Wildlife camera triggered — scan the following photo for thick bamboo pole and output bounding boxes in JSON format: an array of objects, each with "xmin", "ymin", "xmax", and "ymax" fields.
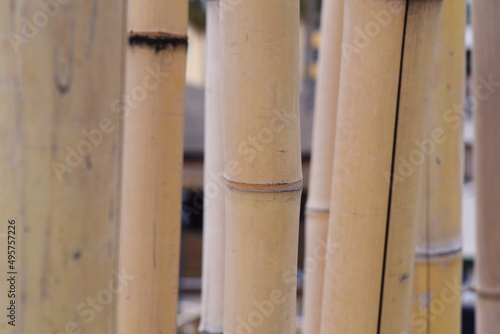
[
  {"xmin": 472, "ymin": 0, "xmax": 500, "ymax": 332},
  {"xmin": 409, "ymin": 1, "xmax": 465, "ymax": 333},
  {"xmin": 220, "ymin": 0, "xmax": 302, "ymax": 332},
  {"xmin": 199, "ymin": 0, "xmax": 225, "ymax": 333},
  {"xmin": 0, "ymin": 1, "xmax": 123, "ymax": 333},
  {"xmin": 116, "ymin": 0, "xmax": 188, "ymax": 333},
  {"xmin": 320, "ymin": 1, "xmax": 442, "ymax": 333},
  {"xmin": 0, "ymin": 2, "xmax": 22, "ymax": 333},
  {"xmin": 302, "ymin": 0, "xmax": 343, "ymax": 333}
]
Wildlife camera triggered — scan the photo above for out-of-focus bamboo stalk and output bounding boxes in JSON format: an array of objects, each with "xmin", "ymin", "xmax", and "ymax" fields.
[
  {"xmin": 302, "ymin": 0, "xmax": 343, "ymax": 333},
  {"xmin": 199, "ymin": 0, "xmax": 225, "ymax": 333},
  {"xmin": 117, "ymin": 0, "xmax": 188, "ymax": 332},
  {"xmin": 410, "ymin": 1, "xmax": 465, "ymax": 333},
  {"xmin": 0, "ymin": 3, "xmax": 22, "ymax": 333},
  {"xmin": 0, "ymin": 1, "xmax": 124, "ymax": 333},
  {"xmin": 320, "ymin": 1, "xmax": 442, "ymax": 333},
  {"xmin": 220, "ymin": 0, "xmax": 302, "ymax": 332},
  {"xmin": 472, "ymin": 0, "xmax": 500, "ymax": 332}
]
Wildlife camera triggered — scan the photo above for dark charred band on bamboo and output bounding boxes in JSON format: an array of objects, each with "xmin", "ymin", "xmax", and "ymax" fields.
[{"xmin": 128, "ymin": 32, "xmax": 188, "ymax": 53}]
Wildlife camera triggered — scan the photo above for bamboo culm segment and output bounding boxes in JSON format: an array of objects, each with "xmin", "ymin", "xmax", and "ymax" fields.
[
  {"xmin": 0, "ymin": 1, "xmax": 123, "ymax": 333},
  {"xmin": 320, "ymin": 1, "xmax": 442, "ymax": 333},
  {"xmin": 199, "ymin": 0, "xmax": 225, "ymax": 333},
  {"xmin": 472, "ymin": 0, "xmax": 500, "ymax": 332},
  {"xmin": 303, "ymin": 0, "xmax": 344, "ymax": 333},
  {"xmin": 117, "ymin": 0, "xmax": 188, "ymax": 332},
  {"xmin": 220, "ymin": 0, "xmax": 302, "ymax": 332},
  {"xmin": 410, "ymin": 0, "xmax": 465, "ymax": 333}
]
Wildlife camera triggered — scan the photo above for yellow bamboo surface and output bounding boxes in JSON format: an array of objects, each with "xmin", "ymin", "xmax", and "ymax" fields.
[
  {"xmin": 200, "ymin": 0, "xmax": 225, "ymax": 332},
  {"xmin": 472, "ymin": 0, "xmax": 500, "ymax": 332},
  {"xmin": 0, "ymin": 1, "xmax": 124, "ymax": 333},
  {"xmin": 302, "ymin": 0, "xmax": 343, "ymax": 333},
  {"xmin": 320, "ymin": 1, "xmax": 442, "ymax": 333},
  {"xmin": 410, "ymin": 0, "xmax": 465, "ymax": 333},
  {"xmin": 117, "ymin": 0, "xmax": 188, "ymax": 332},
  {"xmin": 220, "ymin": 0, "xmax": 302, "ymax": 332}
]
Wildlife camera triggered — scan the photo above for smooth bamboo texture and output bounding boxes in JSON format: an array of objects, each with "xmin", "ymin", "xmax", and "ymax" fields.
[
  {"xmin": 0, "ymin": 0, "xmax": 124, "ymax": 333},
  {"xmin": 220, "ymin": 0, "xmax": 302, "ymax": 332},
  {"xmin": 302, "ymin": 0, "xmax": 343, "ymax": 333},
  {"xmin": 0, "ymin": 3, "xmax": 22, "ymax": 333},
  {"xmin": 472, "ymin": 0, "xmax": 500, "ymax": 332},
  {"xmin": 410, "ymin": 1, "xmax": 465, "ymax": 333},
  {"xmin": 116, "ymin": 0, "xmax": 188, "ymax": 332},
  {"xmin": 320, "ymin": 1, "xmax": 442, "ymax": 333},
  {"xmin": 199, "ymin": 0, "xmax": 225, "ymax": 332}
]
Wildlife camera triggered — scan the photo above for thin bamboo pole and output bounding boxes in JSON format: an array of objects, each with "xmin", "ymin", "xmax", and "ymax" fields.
[
  {"xmin": 472, "ymin": 0, "xmax": 500, "ymax": 332},
  {"xmin": 409, "ymin": 1, "xmax": 465, "ymax": 333},
  {"xmin": 220, "ymin": 0, "xmax": 302, "ymax": 332},
  {"xmin": 0, "ymin": 1, "xmax": 124, "ymax": 332},
  {"xmin": 302, "ymin": 0, "xmax": 343, "ymax": 333},
  {"xmin": 320, "ymin": 1, "xmax": 442, "ymax": 333},
  {"xmin": 116, "ymin": 0, "xmax": 188, "ymax": 332},
  {"xmin": 199, "ymin": 0, "xmax": 225, "ymax": 333}
]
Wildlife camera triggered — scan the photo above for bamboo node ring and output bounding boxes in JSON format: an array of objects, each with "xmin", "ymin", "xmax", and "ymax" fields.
[
  {"xmin": 224, "ymin": 178, "xmax": 303, "ymax": 193},
  {"xmin": 469, "ymin": 285, "xmax": 500, "ymax": 300}
]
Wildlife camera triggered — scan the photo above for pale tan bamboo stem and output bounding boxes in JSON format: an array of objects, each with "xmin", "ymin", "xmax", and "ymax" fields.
[
  {"xmin": 302, "ymin": 0, "xmax": 343, "ymax": 333},
  {"xmin": 220, "ymin": 0, "xmax": 302, "ymax": 332},
  {"xmin": 0, "ymin": 1, "xmax": 124, "ymax": 333},
  {"xmin": 116, "ymin": 0, "xmax": 188, "ymax": 332},
  {"xmin": 410, "ymin": 1, "xmax": 465, "ymax": 333},
  {"xmin": 472, "ymin": 0, "xmax": 500, "ymax": 332},
  {"xmin": 199, "ymin": 0, "xmax": 225, "ymax": 332},
  {"xmin": 320, "ymin": 1, "xmax": 442, "ymax": 333},
  {"xmin": 0, "ymin": 2, "xmax": 22, "ymax": 333}
]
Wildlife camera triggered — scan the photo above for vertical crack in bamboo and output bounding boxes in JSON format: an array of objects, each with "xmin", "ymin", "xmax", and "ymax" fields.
[
  {"xmin": 377, "ymin": 2, "xmax": 410, "ymax": 332},
  {"xmin": 320, "ymin": 1, "xmax": 443, "ymax": 333}
]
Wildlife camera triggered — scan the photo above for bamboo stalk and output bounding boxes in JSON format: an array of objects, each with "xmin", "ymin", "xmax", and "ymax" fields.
[
  {"xmin": 320, "ymin": 1, "xmax": 442, "ymax": 333},
  {"xmin": 0, "ymin": 1, "xmax": 124, "ymax": 332},
  {"xmin": 116, "ymin": 0, "xmax": 188, "ymax": 332},
  {"xmin": 409, "ymin": 1, "xmax": 465, "ymax": 333},
  {"xmin": 0, "ymin": 2, "xmax": 22, "ymax": 333},
  {"xmin": 199, "ymin": 0, "xmax": 225, "ymax": 333},
  {"xmin": 302, "ymin": 0, "xmax": 343, "ymax": 333},
  {"xmin": 220, "ymin": 0, "xmax": 302, "ymax": 332},
  {"xmin": 472, "ymin": 0, "xmax": 500, "ymax": 332}
]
